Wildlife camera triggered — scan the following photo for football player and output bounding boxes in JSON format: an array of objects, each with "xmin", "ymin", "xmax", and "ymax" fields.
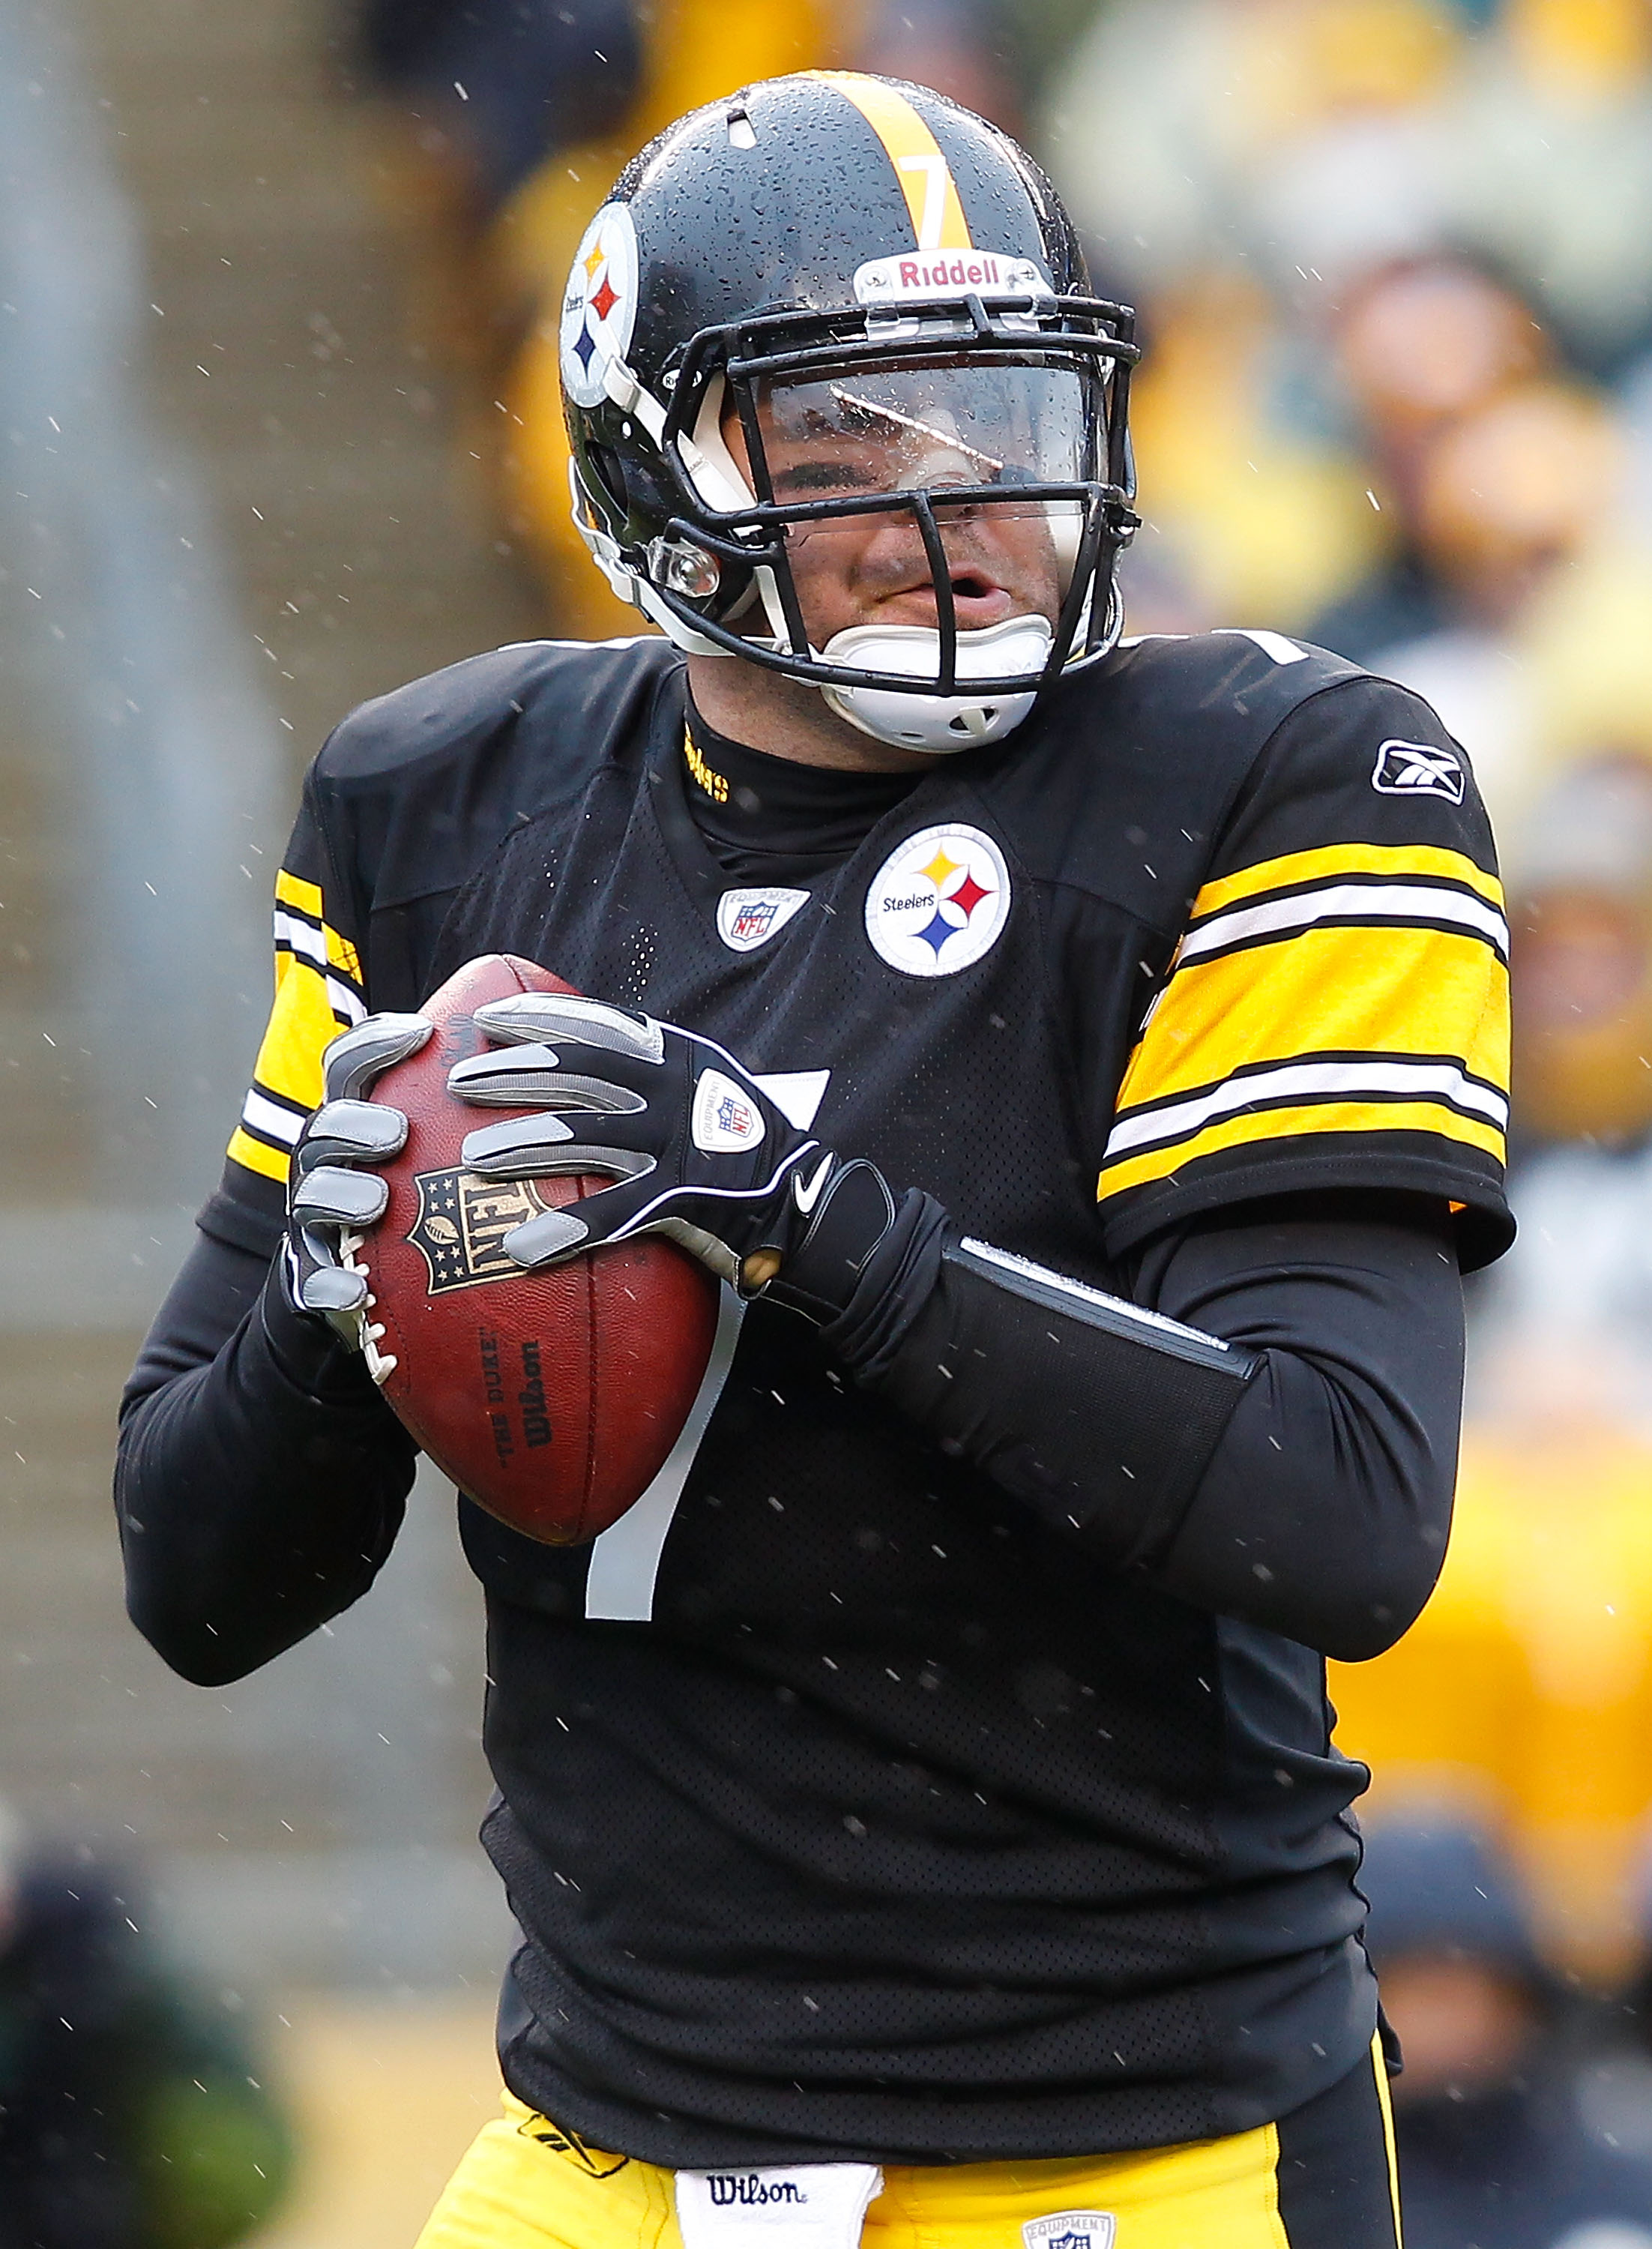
[{"xmin": 118, "ymin": 73, "xmax": 1512, "ymax": 2249}]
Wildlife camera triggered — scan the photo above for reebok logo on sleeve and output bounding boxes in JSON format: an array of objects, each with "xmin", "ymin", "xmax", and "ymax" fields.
[{"xmin": 1371, "ymin": 740, "xmax": 1466, "ymax": 803}]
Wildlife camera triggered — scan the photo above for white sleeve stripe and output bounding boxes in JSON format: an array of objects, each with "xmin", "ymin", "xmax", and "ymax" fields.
[
  {"xmin": 327, "ymin": 977, "xmax": 367, "ymax": 1026},
  {"xmin": 1179, "ymin": 882, "xmax": 1508, "ymax": 965},
  {"xmin": 1213, "ymin": 627, "xmax": 1310, "ymax": 665},
  {"xmin": 273, "ymin": 908, "xmax": 366, "ymax": 993},
  {"xmin": 495, "ymin": 633, "xmax": 658, "ymax": 652},
  {"xmin": 241, "ymin": 1087, "xmax": 306, "ymax": 1145},
  {"xmin": 1104, "ymin": 1056, "xmax": 1510, "ymax": 1160},
  {"xmin": 272, "ymin": 909, "xmax": 327, "ymax": 969}
]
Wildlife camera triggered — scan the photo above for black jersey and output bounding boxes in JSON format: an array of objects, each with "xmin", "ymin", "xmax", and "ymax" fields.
[{"xmin": 206, "ymin": 628, "xmax": 1510, "ymax": 2164}]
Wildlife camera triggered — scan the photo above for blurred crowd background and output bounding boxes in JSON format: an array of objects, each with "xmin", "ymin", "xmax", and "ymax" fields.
[{"xmin": 7, "ymin": 0, "xmax": 1652, "ymax": 2239}]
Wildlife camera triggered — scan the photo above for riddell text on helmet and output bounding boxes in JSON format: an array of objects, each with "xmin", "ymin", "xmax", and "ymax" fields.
[
  {"xmin": 905, "ymin": 255, "xmax": 1002, "ymax": 289},
  {"xmin": 853, "ymin": 253, "xmax": 1049, "ymax": 305}
]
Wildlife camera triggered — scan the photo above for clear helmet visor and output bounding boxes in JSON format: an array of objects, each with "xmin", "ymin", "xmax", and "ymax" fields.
[
  {"xmin": 753, "ymin": 360, "xmax": 1097, "ymax": 496},
  {"xmin": 747, "ymin": 359, "xmax": 1096, "ymax": 593}
]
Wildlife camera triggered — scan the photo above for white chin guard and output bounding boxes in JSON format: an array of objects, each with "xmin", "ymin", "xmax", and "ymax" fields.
[{"xmin": 817, "ymin": 615, "xmax": 1055, "ymax": 752}]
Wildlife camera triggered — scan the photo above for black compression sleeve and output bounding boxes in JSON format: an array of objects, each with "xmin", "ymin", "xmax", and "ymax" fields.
[
  {"xmin": 1130, "ymin": 1193, "xmax": 1462, "ymax": 1658},
  {"xmin": 116, "ymin": 1230, "xmax": 416, "ymax": 1686},
  {"xmin": 822, "ymin": 1190, "xmax": 1461, "ymax": 1661}
]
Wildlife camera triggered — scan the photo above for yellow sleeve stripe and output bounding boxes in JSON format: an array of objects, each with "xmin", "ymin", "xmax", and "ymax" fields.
[
  {"xmin": 1100, "ymin": 906, "xmax": 1510, "ymax": 1203},
  {"xmin": 223, "ymin": 954, "xmax": 358, "ymax": 1180},
  {"xmin": 226, "ymin": 867, "xmax": 368, "ymax": 1184},
  {"xmin": 1120, "ymin": 924, "xmax": 1510, "ymax": 1113},
  {"xmin": 808, "ymin": 73, "xmax": 973, "ymax": 251},
  {"xmin": 250, "ymin": 960, "xmax": 335, "ymax": 1107},
  {"xmin": 274, "ymin": 918, "xmax": 366, "ymax": 1020},
  {"xmin": 274, "ymin": 867, "xmax": 323, "ymax": 917},
  {"xmin": 226, "ymin": 1126, "xmax": 291, "ymax": 1185},
  {"xmin": 273, "ymin": 870, "xmax": 364, "ymax": 990},
  {"xmin": 1191, "ymin": 843, "xmax": 1503, "ymax": 924},
  {"xmin": 1097, "ymin": 1095, "xmax": 1506, "ymax": 1203}
]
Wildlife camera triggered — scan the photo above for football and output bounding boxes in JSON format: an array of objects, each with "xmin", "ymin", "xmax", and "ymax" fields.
[{"xmin": 352, "ymin": 953, "xmax": 720, "ymax": 1545}]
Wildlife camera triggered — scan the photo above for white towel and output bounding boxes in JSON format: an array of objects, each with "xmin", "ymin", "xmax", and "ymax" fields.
[{"xmin": 675, "ymin": 2164, "xmax": 884, "ymax": 2249}]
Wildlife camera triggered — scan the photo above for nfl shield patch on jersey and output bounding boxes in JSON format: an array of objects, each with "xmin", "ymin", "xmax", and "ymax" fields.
[
  {"xmin": 716, "ymin": 887, "xmax": 811, "ymax": 953},
  {"xmin": 1022, "ymin": 2211, "xmax": 1116, "ymax": 2249}
]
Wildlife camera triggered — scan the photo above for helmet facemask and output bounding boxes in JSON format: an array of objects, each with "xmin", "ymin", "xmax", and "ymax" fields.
[{"xmin": 573, "ymin": 288, "xmax": 1139, "ymax": 752}]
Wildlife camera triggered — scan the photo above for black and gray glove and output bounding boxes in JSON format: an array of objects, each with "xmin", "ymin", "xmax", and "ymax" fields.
[
  {"xmin": 447, "ymin": 991, "xmax": 902, "ymax": 1302},
  {"xmin": 281, "ymin": 1013, "xmax": 431, "ymax": 1346}
]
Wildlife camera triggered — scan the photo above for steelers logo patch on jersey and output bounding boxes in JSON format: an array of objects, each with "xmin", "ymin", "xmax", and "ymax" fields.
[
  {"xmin": 865, "ymin": 824, "xmax": 1011, "ymax": 977},
  {"xmin": 561, "ymin": 202, "xmax": 639, "ymax": 409}
]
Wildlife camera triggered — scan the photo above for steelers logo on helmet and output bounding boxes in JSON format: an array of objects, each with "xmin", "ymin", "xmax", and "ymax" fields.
[
  {"xmin": 865, "ymin": 825, "xmax": 1012, "ymax": 978},
  {"xmin": 561, "ymin": 202, "xmax": 640, "ymax": 410}
]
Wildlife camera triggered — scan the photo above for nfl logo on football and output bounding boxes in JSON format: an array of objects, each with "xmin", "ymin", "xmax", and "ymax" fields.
[{"xmin": 1022, "ymin": 2212, "xmax": 1115, "ymax": 2249}]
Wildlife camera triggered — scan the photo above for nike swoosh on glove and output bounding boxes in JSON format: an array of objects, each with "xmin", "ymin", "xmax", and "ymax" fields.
[
  {"xmin": 282, "ymin": 1013, "xmax": 431, "ymax": 1346},
  {"xmin": 445, "ymin": 992, "xmax": 898, "ymax": 1298}
]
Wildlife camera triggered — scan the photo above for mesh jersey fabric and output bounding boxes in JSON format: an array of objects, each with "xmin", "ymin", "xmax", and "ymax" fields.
[{"xmin": 202, "ymin": 629, "xmax": 1510, "ymax": 2164}]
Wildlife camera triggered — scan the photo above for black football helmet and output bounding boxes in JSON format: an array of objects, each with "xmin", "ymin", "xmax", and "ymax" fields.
[{"xmin": 559, "ymin": 71, "xmax": 1139, "ymax": 751}]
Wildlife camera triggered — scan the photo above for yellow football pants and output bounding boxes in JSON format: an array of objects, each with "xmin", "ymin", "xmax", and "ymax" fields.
[{"xmin": 415, "ymin": 2039, "xmax": 1400, "ymax": 2249}]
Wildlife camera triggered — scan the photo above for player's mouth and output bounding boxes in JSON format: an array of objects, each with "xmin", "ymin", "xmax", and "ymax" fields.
[{"xmin": 875, "ymin": 565, "xmax": 1017, "ymax": 632}]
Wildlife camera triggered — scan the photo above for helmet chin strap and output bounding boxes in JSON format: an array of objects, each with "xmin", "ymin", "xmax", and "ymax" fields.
[{"xmin": 816, "ymin": 615, "xmax": 1055, "ymax": 753}]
